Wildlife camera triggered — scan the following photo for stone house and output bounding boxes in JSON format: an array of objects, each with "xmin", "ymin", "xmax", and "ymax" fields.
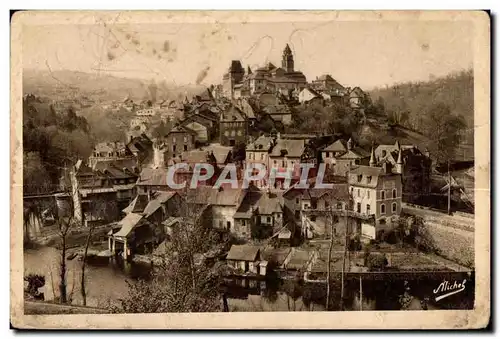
[
  {"xmin": 219, "ymin": 105, "xmax": 248, "ymax": 147},
  {"xmin": 226, "ymin": 245, "xmax": 267, "ymax": 276},
  {"xmin": 163, "ymin": 125, "xmax": 197, "ymax": 159},
  {"xmin": 347, "ymin": 159, "xmax": 403, "ymax": 240}
]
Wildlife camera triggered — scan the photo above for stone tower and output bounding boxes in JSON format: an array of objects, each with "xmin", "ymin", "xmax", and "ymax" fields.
[{"xmin": 282, "ymin": 44, "xmax": 294, "ymax": 73}]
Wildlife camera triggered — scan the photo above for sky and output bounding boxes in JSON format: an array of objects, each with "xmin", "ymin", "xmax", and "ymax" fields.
[{"xmin": 22, "ymin": 19, "xmax": 473, "ymax": 90}]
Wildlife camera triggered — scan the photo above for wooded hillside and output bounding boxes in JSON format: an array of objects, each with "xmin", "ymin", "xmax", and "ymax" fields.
[{"xmin": 369, "ymin": 69, "xmax": 473, "ymax": 144}]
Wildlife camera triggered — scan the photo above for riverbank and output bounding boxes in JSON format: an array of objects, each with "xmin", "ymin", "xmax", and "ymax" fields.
[{"xmin": 25, "ymin": 223, "xmax": 115, "ymax": 250}]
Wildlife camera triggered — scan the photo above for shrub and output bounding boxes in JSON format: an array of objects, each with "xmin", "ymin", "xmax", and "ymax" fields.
[{"xmin": 366, "ymin": 253, "xmax": 388, "ymax": 271}]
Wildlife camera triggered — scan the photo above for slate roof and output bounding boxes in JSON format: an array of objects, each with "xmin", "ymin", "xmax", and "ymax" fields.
[
  {"xmin": 113, "ymin": 213, "xmax": 144, "ymax": 238},
  {"xmin": 338, "ymin": 147, "xmax": 371, "ymax": 160},
  {"xmin": 123, "ymin": 194, "xmax": 150, "ymax": 214},
  {"xmin": 221, "ymin": 105, "xmax": 246, "ymax": 122},
  {"xmin": 142, "ymin": 191, "xmax": 177, "ymax": 217},
  {"xmin": 226, "ymin": 245, "xmax": 261, "ymax": 261},
  {"xmin": 300, "ymin": 87, "xmax": 322, "ymax": 99},
  {"xmin": 348, "ymin": 165, "xmax": 397, "ymax": 188},
  {"xmin": 246, "ymin": 135, "xmax": 273, "ymax": 151},
  {"xmin": 323, "ymin": 139, "xmax": 348, "ymax": 153},
  {"xmin": 261, "ymin": 247, "xmax": 292, "ymax": 266},
  {"xmin": 189, "ymin": 186, "xmax": 245, "ymax": 206},
  {"xmin": 269, "ymin": 139, "xmax": 305, "ymax": 158},
  {"xmin": 256, "ymin": 192, "xmax": 283, "ymax": 215},
  {"xmin": 167, "ymin": 125, "xmax": 197, "ymax": 136}
]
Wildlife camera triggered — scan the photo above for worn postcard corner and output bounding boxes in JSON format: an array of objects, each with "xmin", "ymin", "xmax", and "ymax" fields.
[{"xmin": 11, "ymin": 10, "xmax": 490, "ymax": 330}]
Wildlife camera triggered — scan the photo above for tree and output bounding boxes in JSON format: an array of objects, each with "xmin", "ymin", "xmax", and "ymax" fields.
[
  {"xmin": 56, "ymin": 216, "xmax": 75, "ymax": 304},
  {"xmin": 425, "ymin": 103, "xmax": 466, "ymax": 165},
  {"xmin": 424, "ymin": 103, "xmax": 466, "ymax": 214},
  {"xmin": 112, "ymin": 193, "xmax": 226, "ymax": 313}
]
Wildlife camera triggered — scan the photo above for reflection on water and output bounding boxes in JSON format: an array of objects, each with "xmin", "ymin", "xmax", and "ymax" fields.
[
  {"xmin": 24, "ymin": 246, "xmax": 150, "ymax": 308},
  {"xmin": 24, "ymin": 246, "xmax": 474, "ymax": 311}
]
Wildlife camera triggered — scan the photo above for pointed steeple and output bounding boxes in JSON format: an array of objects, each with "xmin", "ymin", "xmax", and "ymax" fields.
[
  {"xmin": 247, "ymin": 66, "xmax": 252, "ymax": 75},
  {"xmin": 395, "ymin": 148, "xmax": 403, "ymax": 174},
  {"xmin": 369, "ymin": 146, "xmax": 376, "ymax": 167},
  {"xmin": 397, "ymin": 148, "xmax": 403, "ymax": 164},
  {"xmin": 347, "ymin": 137, "xmax": 353, "ymax": 150},
  {"xmin": 283, "ymin": 43, "xmax": 292, "ymax": 55}
]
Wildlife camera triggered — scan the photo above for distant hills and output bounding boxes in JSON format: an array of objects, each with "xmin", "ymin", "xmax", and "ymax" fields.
[
  {"xmin": 368, "ymin": 69, "xmax": 474, "ymax": 144},
  {"xmin": 22, "ymin": 69, "xmax": 207, "ymax": 103}
]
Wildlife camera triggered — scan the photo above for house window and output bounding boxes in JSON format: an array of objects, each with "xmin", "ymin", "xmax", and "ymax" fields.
[
  {"xmin": 357, "ymin": 174, "xmax": 362, "ymax": 182},
  {"xmin": 367, "ymin": 176, "xmax": 372, "ymax": 184},
  {"xmin": 173, "ymin": 145, "xmax": 177, "ymax": 152},
  {"xmin": 219, "ymin": 221, "xmax": 223, "ymax": 228},
  {"xmin": 366, "ymin": 204, "xmax": 371, "ymax": 215},
  {"xmin": 337, "ymin": 202, "xmax": 342, "ymax": 210},
  {"xmin": 226, "ymin": 221, "xmax": 231, "ymax": 230},
  {"xmin": 183, "ymin": 145, "xmax": 188, "ymax": 151},
  {"xmin": 357, "ymin": 189, "xmax": 360, "ymax": 197},
  {"xmin": 296, "ymin": 198, "xmax": 299, "ymax": 204},
  {"xmin": 392, "ymin": 202, "xmax": 397, "ymax": 213},
  {"xmin": 242, "ymin": 220, "xmax": 246, "ymax": 226},
  {"xmin": 325, "ymin": 201, "xmax": 329, "ymax": 209},
  {"xmin": 381, "ymin": 190, "xmax": 385, "ymax": 200},
  {"xmin": 380, "ymin": 204, "xmax": 386, "ymax": 215},
  {"xmin": 379, "ymin": 218, "xmax": 386, "ymax": 225},
  {"xmin": 392, "ymin": 189, "xmax": 397, "ymax": 199},
  {"xmin": 311, "ymin": 216, "xmax": 317, "ymax": 222},
  {"xmin": 326, "ymin": 152, "xmax": 330, "ymax": 158},
  {"xmin": 357, "ymin": 203, "xmax": 361, "ymax": 213},
  {"xmin": 367, "ymin": 190, "xmax": 370, "ymax": 199},
  {"xmin": 282, "ymin": 160, "xmax": 285, "ymax": 167},
  {"xmin": 267, "ymin": 216, "xmax": 271, "ymax": 223},
  {"xmin": 260, "ymin": 153, "xmax": 264, "ymax": 160}
]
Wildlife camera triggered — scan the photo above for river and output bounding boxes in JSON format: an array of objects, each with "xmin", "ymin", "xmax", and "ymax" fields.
[{"xmin": 24, "ymin": 246, "xmax": 474, "ymax": 312}]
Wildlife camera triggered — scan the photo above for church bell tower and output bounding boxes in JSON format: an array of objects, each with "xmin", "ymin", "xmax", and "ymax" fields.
[{"xmin": 282, "ymin": 44, "xmax": 294, "ymax": 73}]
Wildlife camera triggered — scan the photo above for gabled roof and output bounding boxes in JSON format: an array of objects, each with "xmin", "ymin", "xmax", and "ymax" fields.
[
  {"xmin": 226, "ymin": 245, "xmax": 260, "ymax": 261},
  {"xmin": 221, "ymin": 105, "xmax": 246, "ymax": 122},
  {"xmin": 238, "ymin": 99, "xmax": 257, "ymax": 119},
  {"xmin": 338, "ymin": 147, "xmax": 371, "ymax": 159},
  {"xmin": 269, "ymin": 139, "xmax": 306, "ymax": 158},
  {"xmin": 113, "ymin": 213, "xmax": 145, "ymax": 238},
  {"xmin": 300, "ymin": 87, "xmax": 322, "ymax": 98},
  {"xmin": 246, "ymin": 135, "xmax": 274, "ymax": 151},
  {"xmin": 142, "ymin": 191, "xmax": 178, "ymax": 217},
  {"xmin": 349, "ymin": 86, "xmax": 364, "ymax": 97},
  {"xmin": 256, "ymin": 192, "xmax": 283, "ymax": 215},
  {"xmin": 323, "ymin": 139, "xmax": 348, "ymax": 153},
  {"xmin": 93, "ymin": 160, "xmax": 138, "ymax": 179},
  {"xmin": 123, "ymin": 194, "xmax": 150, "ymax": 214},
  {"xmin": 348, "ymin": 165, "xmax": 397, "ymax": 188},
  {"xmin": 167, "ymin": 125, "xmax": 197, "ymax": 136},
  {"xmin": 189, "ymin": 186, "xmax": 245, "ymax": 207}
]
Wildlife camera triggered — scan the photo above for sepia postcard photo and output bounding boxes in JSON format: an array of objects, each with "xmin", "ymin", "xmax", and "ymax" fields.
[{"xmin": 10, "ymin": 10, "xmax": 490, "ymax": 329}]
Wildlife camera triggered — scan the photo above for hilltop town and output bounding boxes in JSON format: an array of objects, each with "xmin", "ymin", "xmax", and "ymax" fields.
[{"xmin": 23, "ymin": 44, "xmax": 475, "ymax": 312}]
